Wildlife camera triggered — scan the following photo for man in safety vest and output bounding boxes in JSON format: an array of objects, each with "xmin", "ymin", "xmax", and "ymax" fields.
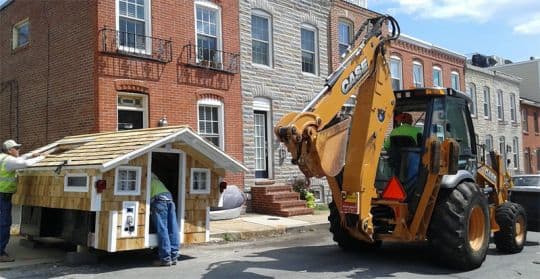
[
  {"xmin": 150, "ymin": 172, "xmax": 179, "ymax": 266},
  {"xmin": 0, "ymin": 139, "xmax": 43, "ymax": 262},
  {"xmin": 383, "ymin": 112, "xmax": 423, "ymax": 150}
]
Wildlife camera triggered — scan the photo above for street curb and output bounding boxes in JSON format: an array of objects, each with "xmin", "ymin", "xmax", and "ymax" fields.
[{"xmin": 208, "ymin": 222, "xmax": 329, "ymax": 243}]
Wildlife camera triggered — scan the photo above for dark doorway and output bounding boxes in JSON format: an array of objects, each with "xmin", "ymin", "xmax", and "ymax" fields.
[{"xmin": 150, "ymin": 152, "xmax": 180, "ymax": 233}]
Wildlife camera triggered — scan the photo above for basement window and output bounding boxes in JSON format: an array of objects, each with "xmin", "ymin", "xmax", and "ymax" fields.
[{"xmin": 64, "ymin": 174, "xmax": 89, "ymax": 193}]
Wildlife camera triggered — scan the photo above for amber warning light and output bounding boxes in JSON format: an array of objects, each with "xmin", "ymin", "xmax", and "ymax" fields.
[{"xmin": 381, "ymin": 176, "xmax": 406, "ymax": 202}]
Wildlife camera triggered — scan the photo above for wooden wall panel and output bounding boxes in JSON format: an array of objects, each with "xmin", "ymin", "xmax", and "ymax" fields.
[
  {"xmin": 100, "ymin": 155, "xmax": 148, "ymax": 203},
  {"xmin": 97, "ymin": 213, "xmax": 110, "ymax": 250}
]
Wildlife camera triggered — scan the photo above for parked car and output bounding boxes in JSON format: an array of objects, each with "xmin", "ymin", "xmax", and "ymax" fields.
[{"xmin": 510, "ymin": 174, "xmax": 540, "ymax": 231}]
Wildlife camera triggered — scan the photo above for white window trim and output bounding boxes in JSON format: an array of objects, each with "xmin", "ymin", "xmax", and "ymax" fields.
[
  {"xmin": 467, "ymin": 83, "xmax": 477, "ymax": 117},
  {"xmin": 251, "ymin": 9, "xmax": 273, "ymax": 67},
  {"xmin": 512, "ymin": 137, "xmax": 519, "ymax": 170},
  {"xmin": 451, "ymin": 71, "xmax": 460, "ymax": 91},
  {"xmin": 510, "ymin": 93, "xmax": 517, "ymax": 122},
  {"xmin": 197, "ymin": 98, "xmax": 225, "ymax": 150},
  {"xmin": 64, "ymin": 174, "xmax": 89, "ymax": 193},
  {"xmin": 190, "ymin": 168, "xmax": 211, "ymax": 194},
  {"xmin": 114, "ymin": 166, "xmax": 142, "ymax": 196},
  {"xmin": 117, "ymin": 92, "xmax": 148, "ymax": 131},
  {"xmin": 338, "ymin": 20, "xmax": 353, "ymax": 57},
  {"xmin": 300, "ymin": 23, "xmax": 319, "ymax": 76},
  {"xmin": 115, "ymin": 0, "xmax": 152, "ymax": 55},
  {"xmin": 496, "ymin": 89, "xmax": 504, "ymax": 121},
  {"xmin": 412, "ymin": 60, "xmax": 424, "ymax": 88},
  {"xmin": 390, "ymin": 56, "xmax": 403, "ymax": 90},
  {"xmin": 483, "ymin": 87, "xmax": 491, "ymax": 120},
  {"xmin": 12, "ymin": 18, "xmax": 29, "ymax": 50},
  {"xmin": 433, "ymin": 66, "xmax": 443, "ymax": 87},
  {"xmin": 120, "ymin": 201, "xmax": 139, "ymax": 238},
  {"xmin": 194, "ymin": 1, "xmax": 223, "ymax": 65}
]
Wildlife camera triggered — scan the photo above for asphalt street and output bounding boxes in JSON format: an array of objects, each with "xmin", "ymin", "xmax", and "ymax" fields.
[{"xmin": 1, "ymin": 229, "xmax": 539, "ymax": 279}]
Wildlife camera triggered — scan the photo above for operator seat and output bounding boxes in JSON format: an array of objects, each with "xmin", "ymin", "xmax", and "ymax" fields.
[{"xmin": 389, "ymin": 135, "xmax": 421, "ymax": 195}]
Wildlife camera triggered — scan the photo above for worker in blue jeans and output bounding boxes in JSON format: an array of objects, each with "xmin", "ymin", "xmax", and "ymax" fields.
[{"xmin": 150, "ymin": 173, "xmax": 179, "ymax": 266}]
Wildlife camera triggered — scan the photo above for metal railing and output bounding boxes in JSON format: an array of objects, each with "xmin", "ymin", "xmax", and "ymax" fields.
[
  {"xmin": 184, "ymin": 44, "xmax": 239, "ymax": 74},
  {"xmin": 99, "ymin": 27, "xmax": 172, "ymax": 63}
]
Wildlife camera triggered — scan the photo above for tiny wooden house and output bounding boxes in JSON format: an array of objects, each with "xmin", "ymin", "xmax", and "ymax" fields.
[{"xmin": 13, "ymin": 126, "xmax": 246, "ymax": 252}]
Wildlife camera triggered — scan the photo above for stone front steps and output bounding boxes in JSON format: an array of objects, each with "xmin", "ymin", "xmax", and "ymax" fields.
[{"xmin": 251, "ymin": 183, "xmax": 314, "ymax": 217}]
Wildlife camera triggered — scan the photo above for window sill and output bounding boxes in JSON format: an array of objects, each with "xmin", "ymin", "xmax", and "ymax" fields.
[
  {"xmin": 252, "ymin": 63, "xmax": 273, "ymax": 70},
  {"xmin": 301, "ymin": 72, "xmax": 319, "ymax": 78},
  {"xmin": 11, "ymin": 43, "xmax": 30, "ymax": 54},
  {"xmin": 189, "ymin": 191, "xmax": 210, "ymax": 195}
]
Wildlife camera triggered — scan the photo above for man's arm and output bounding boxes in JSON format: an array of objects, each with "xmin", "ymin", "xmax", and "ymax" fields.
[{"xmin": 4, "ymin": 156, "xmax": 44, "ymax": 171}]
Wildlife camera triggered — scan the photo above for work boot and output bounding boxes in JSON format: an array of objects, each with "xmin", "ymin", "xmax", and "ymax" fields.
[
  {"xmin": 152, "ymin": 259, "xmax": 171, "ymax": 267},
  {"xmin": 0, "ymin": 253, "xmax": 15, "ymax": 262}
]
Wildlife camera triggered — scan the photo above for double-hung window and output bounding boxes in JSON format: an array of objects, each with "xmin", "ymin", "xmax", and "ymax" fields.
[
  {"xmin": 301, "ymin": 25, "xmax": 318, "ymax": 74},
  {"xmin": 251, "ymin": 10, "xmax": 272, "ymax": 66},
  {"xmin": 390, "ymin": 56, "xmax": 402, "ymax": 90},
  {"xmin": 432, "ymin": 66, "xmax": 442, "ymax": 87},
  {"xmin": 118, "ymin": 0, "xmax": 150, "ymax": 53},
  {"xmin": 198, "ymin": 98, "xmax": 224, "ymax": 149},
  {"xmin": 412, "ymin": 61, "xmax": 424, "ymax": 88},
  {"xmin": 496, "ymin": 89, "xmax": 504, "ymax": 121},
  {"xmin": 12, "ymin": 18, "xmax": 29, "ymax": 49},
  {"xmin": 512, "ymin": 137, "xmax": 519, "ymax": 170},
  {"xmin": 510, "ymin": 93, "xmax": 517, "ymax": 122},
  {"xmin": 534, "ymin": 112, "xmax": 539, "ymax": 133},
  {"xmin": 117, "ymin": 93, "xmax": 148, "ymax": 130},
  {"xmin": 466, "ymin": 83, "xmax": 477, "ymax": 116},
  {"xmin": 196, "ymin": 2, "xmax": 221, "ymax": 67},
  {"xmin": 522, "ymin": 108, "xmax": 528, "ymax": 132},
  {"xmin": 338, "ymin": 20, "xmax": 352, "ymax": 57},
  {"xmin": 483, "ymin": 86, "xmax": 491, "ymax": 119},
  {"xmin": 451, "ymin": 71, "xmax": 460, "ymax": 90}
]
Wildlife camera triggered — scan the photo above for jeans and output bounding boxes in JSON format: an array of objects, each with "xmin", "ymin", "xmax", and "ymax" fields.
[
  {"xmin": 151, "ymin": 193, "xmax": 179, "ymax": 262},
  {"xmin": 0, "ymin": 195, "xmax": 12, "ymax": 255}
]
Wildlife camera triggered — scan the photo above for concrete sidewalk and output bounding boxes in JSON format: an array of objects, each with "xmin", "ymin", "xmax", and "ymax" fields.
[
  {"xmin": 0, "ymin": 210, "xmax": 329, "ymax": 271},
  {"xmin": 209, "ymin": 210, "xmax": 329, "ymax": 242}
]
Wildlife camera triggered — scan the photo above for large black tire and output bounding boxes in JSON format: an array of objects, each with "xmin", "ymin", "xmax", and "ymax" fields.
[
  {"xmin": 328, "ymin": 201, "xmax": 380, "ymax": 250},
  {"xmin": 428, "ymin": 182, "xmax": 490, "ymax": 270},
  {"xmin": 494, "ymin": 202, "xmax": 527, "ymax": 253}
]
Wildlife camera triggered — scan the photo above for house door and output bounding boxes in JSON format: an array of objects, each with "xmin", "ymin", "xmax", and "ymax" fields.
[
  {"xmin": 148, "ymin": 149, "xmax": 185, "ymax": 246},
  {"xmin": 254, "ymin": 110, "xmax": 269, "ymax": 178}
]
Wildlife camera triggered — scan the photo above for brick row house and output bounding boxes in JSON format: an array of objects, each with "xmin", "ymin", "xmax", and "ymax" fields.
[
  {"xmin": 465, "ymin": 63, "xmax": 523, "ymax": 173},
  {"xmin": 1, "ymin": 0, "xmax": 243, "ymax": 232},
  {"xmin": 493, "ymin": 58, "xmax": 540, "ymax": 174}
]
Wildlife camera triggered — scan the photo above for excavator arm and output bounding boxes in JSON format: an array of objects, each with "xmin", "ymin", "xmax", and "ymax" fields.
[{"xmin": 275, "ymin": 16, "xmax": 400, "ymax": 241}]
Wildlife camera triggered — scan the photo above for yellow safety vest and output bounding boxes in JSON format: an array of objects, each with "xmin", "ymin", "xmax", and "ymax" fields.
[
  {"xmin": 0, "ymin": 154, "xmax": 17, "ymax": 193},
  {"xmin": 150, "ymin": 175, "xmax": 169, "ymax": 198}
]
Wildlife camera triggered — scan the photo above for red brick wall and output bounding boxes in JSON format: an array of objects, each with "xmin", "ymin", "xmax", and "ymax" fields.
[
  {"xmin": 0, "ymin": 0, "xmax": 97, "ymax": 150},
  {"xmin": 96, "ymin": 0, "xmax": 244, "ymax": 186},
  {"xmin": 328, "ymin": 1, "xmax": 379, "ymax": 72},
  {"xmin": 521, "ymin": 103, "xmax": 540, "ymax": 173},
  {"xmin": 388, "ymin": 39, "xmax": 466, "ymax": 91}
]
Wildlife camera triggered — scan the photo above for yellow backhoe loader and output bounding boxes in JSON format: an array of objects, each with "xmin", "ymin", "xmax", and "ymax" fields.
[{"xmin": 275, "ymin": 15, "xmax": 527, "ymax": 270}]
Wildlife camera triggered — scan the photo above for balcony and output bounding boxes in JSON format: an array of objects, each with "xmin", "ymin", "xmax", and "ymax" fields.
[
  {"xmin": 184, "ymin": 44, "xmax": 239, "ymax": 74},
  {"xmin": 99, "ymin": 27, "xmax": 172, "ymax": 63}
]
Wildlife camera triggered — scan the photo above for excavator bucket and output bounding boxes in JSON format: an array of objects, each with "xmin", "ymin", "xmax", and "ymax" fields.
[{"xmin": 315, "ymin": 117, "xmax": 351, "ymax": 177}]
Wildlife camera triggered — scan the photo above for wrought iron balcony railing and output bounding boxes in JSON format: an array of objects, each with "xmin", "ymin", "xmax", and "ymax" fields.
[
  {"xmin": 99, "ymin": 27, "xmax": 172, "ymax": 63},
  {"xmin": 184, "ymin": 44, "xmax": 239, "ymax": 74}
]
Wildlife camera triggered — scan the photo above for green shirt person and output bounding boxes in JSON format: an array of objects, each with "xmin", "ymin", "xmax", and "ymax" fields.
[{"xmin": 384, "ymin": 113, "xmax": 423, "ymax": 150}]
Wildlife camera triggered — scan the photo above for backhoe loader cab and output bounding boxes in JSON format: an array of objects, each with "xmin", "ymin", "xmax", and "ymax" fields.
[{"xmin": 275, "ymin": 16, "xmax": 526, "ymax": 270}]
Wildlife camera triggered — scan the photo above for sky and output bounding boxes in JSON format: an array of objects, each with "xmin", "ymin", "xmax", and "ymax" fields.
[
  {"xmin": 367, "ymin": 0, "xmax": 540, "ymax": 62},
  {"xmin": 1, "ymin": 0, "xmax": 538, "ymax": 62}
]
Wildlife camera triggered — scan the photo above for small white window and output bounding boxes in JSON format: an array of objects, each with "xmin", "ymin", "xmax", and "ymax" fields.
[
  {"xmin": 198, "ymin": 98, "xmax": 224, "ymax": 149},
  {"xmin": 251, "ymin": 9, "xmax": 272, "ymax": 67},
  {"xmin": 433, "ymin": 66, "xmax": 443, "ymax": 87},
  {"xmin": 451, "ymin": 71, "xmax": 460, "ymax": 90},
  {"xmin": 390, "ymin": 56, "xmax": 402, "ymax": 90},
  {"xmin": 115, "ymin": 166, "xmax": 142, "ymax": 195},
  {"xmin": 190, "ymin": 168, "xmax": 211, "ymax": 194},
  {"xmin": 483, "ymin": 86, "xmax": 491, "ymax": 119},
  {"xmin": 12, "ymin": 18, "xmax": 29, "ymax": 49},
  {"xmin": 117, "ymin": 92, "xmax": 148, "ymax": 130},
  {"xmin": 301, "ymin": 24, "xmax": 318, "ymax": 75},
  {"xmin": 64, "ymin": 174, "xmax": 89, "ymax": 192},
  {"xmin": 412, "ymin": 61, "xmax": 424, "ymax": 88},
  {"xmin": 466, "ymin": 83, "xmax": 477, "ymax": 117},
  {"xmin": 510, "ymin": 93, "xmax": 517, "ymax": 122}
]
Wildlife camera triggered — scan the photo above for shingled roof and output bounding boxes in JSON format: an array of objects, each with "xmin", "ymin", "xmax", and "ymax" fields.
[{"xmin": 23, "ymin": 126, "xmax": 247, "ymax": 173}]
